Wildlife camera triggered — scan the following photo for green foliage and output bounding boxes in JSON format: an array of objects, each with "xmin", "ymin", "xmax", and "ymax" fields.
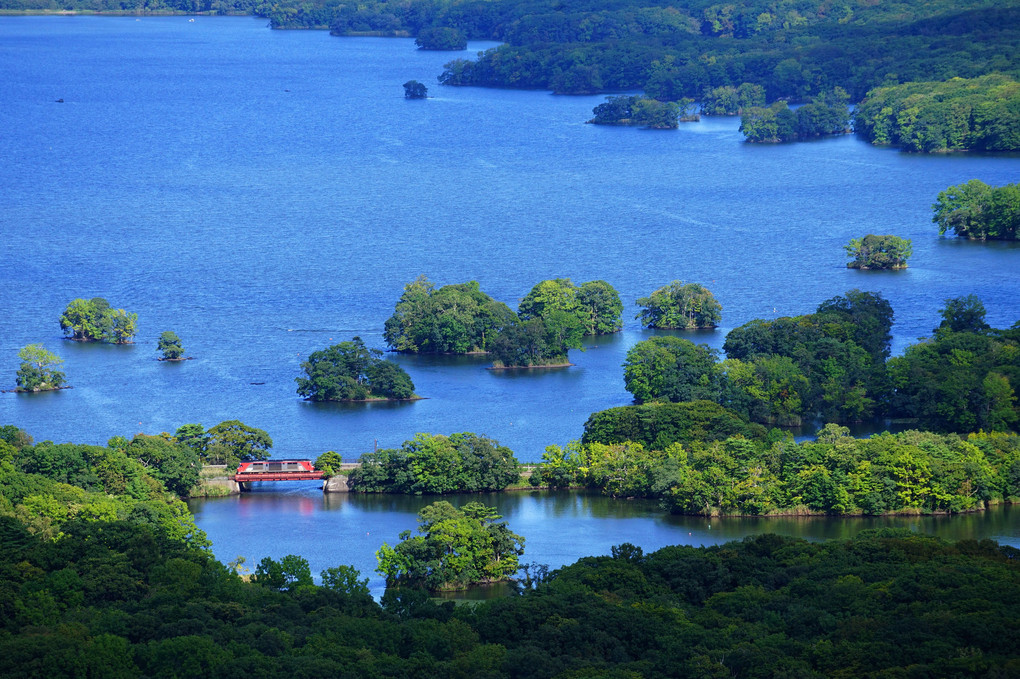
[
  {"xmin": 59, "ymin": 297, "xmax": 137, "ymax": 343},
  {"xmin": 252, "ymin": 554, "xmax": 314, "ymax": 592},
  {"xmin": 124, "ymin": 433, "xmax": 201, "ymax": 497},
  {"xmin": 636, "ymin": 281, "xmax": 721, "ymax": 329},
  {"xmin": 348, "ymin": 432, "xmax": 521, "ymax": 494},
  {"xmin": 624, "ymin": 336, "xmax": 721, "ymax": 403},
  {"xmin": 938, "ymin": 294, "xmax": 991, "ymax": 334},
  {"xmin": 588, "ymin": 95, "xmax": 682, "ymax": 128},
  {"xmin": 888, "ymin": 314, "xmax": 1020, "ymax": 433},
  {"xmin": 740, "ymin": 90, "xmax": 849, "ymax": 142},
  {"xmin": 15, "ymin": 344, "xmax": 66, "ymax": 392},
  {"xmin": 582, "ymin": 400, "xmax": 766, "ymax": 450},
  {"xmin": 321, "ymin": 564, "xmax": 371, "ymax": 597},
  {"xmin": 415, "ymin": 26, "xmax": 466, "ymax": 50},
  {"xmin": 296, "ymin": 336, "xmax": 415, "ymax": 401},
  {"xmin": 719, "ymin": 289, "xmax": 893, "ymax": 423},
  {"xmin": 538, "ymin": 428, "xmax": 1020, "ymax": 515},
  {"xmin": 173, "ymin": 423, "xmax": 207, "ymax": 458},
  {"xmin": 576, "ymin": 280, "xmax": 624, "ymax": 335},
  {"xmin": 518, "ymin": 278, "xmax": 622, "ymax": 336},
  {"xmin": 0, "ymin": 425, "xmax": 33, "ymax": 450},
  {"xmin": 856, "ymin": 74, "xmax": 1020, "ymax": 152},
  {"xmin": 489, "ymin": 312, "xmax": 584, "ymax": 367},
  {"xmin": 376, "ymin": 501, "xmax": 525, "ymax": 590},
  {"xmin": 384, "ymin": 276, "xmax": 517, "ymax": 353},
  {"xmin": 845, "ymin": 234, "xmax": 913, "ymax": 269},
  {"xmin": 3, "ymin": 439, "xmax": 209, "ymax": 546},
  {"xmin": 205, "ymin": 420, "xmax": 273, "ymax": 466},
  {"xmin": 402, "ymin": 79, "xmax": 428, "ymax": 98},
  {"xmin": 313, "ymin": 450, "xmax": 345, "ymax": 477},
  {"xmin": 701, "ymin": 82, "xmax": 765, "ymax": 115},
  {"xmin": 430, "ymin": 0, "xmax": 1020, "ymax": 104},
  {"xmin": 933, "ymin": 179, "xmax": 1020, "ymax": 240},
  {"xmin": 157, "ymin": 331, "xmax": 184, "ymax": 360},
  {"xmin": 3, "ymin": 436, "xmax": 1020, "ymax": 678}
]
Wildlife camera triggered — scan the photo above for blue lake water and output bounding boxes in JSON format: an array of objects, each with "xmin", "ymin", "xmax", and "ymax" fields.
[
  {"xmin": 2, "ymin": 16, "xmax": 1020, "ymax": 586},
  {"xmin": 188, "ymin": 488, "xmax": 1020, "ymax": 597}
]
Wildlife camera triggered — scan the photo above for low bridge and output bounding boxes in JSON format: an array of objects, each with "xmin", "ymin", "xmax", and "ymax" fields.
[{"xmin": 230, "ymin": 459, "xmax": 324, "ymax": 491}]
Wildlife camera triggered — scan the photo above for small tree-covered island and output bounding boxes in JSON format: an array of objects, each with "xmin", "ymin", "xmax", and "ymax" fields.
[
  {"xmin": 12, "ymin": 344, "xmax": 67, "ymax": 393},
  {"xmin": 845, "ymin": 234, "xmax": 913, "ymax": 269},
  {"xmin": 587, "ymin": 95, "xmax": 698, "ymax": 129},
  {"xmin": 383, "ymin": 276, "xmax": 622, "ymax": 368},
  {"xmin": 296, "ymin": 337, "xmax": 418, "ymax": 401},
  {"xmin": 402, "ymin": 79, "xmax": 427, "ymax": 98},
  {"xmin": 636, "ymin": 281, "xmax": 722, "ymax": 329},
  {"xmin": 156, "ymin": 330, "xmax": 188, "ymax": 361},
  {"xmin": 59, "ymin": 297, "xmax": 137, "ymax": 344}
]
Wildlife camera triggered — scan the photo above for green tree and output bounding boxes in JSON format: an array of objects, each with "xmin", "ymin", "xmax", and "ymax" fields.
[
  {"xmin": 313, "ymin": 451, "xmax": 344, "ymax": 476},
  {"xmin": 125, "ymin": 434, "xmax": 201, "ymax": 497},
  {"xmin": 576, "ymin": 280, "xmax": 623, "ymax": 335},
  {"xmin": 636, "ymin": 281, "xmax": 722, "ymax": 329},
  {"xmin": 933, "ymin": 179, "xmax": 1020, "ymax": 240},
  {"xmin": 624, "ymin": 336, "xmax": 721, "ymax": 403},
  {"xmin": 519, "ymin": 278, "xmax": 622, "ymax": 336},
  {"xmin": 402, "ymin": 79, "xmax": 428, "ymax": 98},
  {"xmin": 588, "ymin": 95, "xmax": 681, "ymax": 128},
  {"xmin": 844, "ymin": 234, "xmax": 912, "ymax": 269},
  {"xmin": 376, "ymin": 501, "xmax": 524, "ymax": 590},
  {"xmin": 252, "ymin": 554, "xmax": 314, "ymax": 592},
  {"xmin": 415, "ymin": 26, "xmax": 466, "ymax": 50},
  {"xmin": 296, "ymin": 337, "xmax": 415, "ymax": 401},
  {"xmin": 938, "ymin": 295, "xmax": 990, "ymax": 334},
  {"xmin": 490, "ymin": 312, "xmax": 583, "ymax": 367},
  {"xmin": 15, "ymin": 344, "xmax": 66, "ymax": 392},
  {"xmin": 205, "ymin": 420, "xmax": 273, "ymax": 466},
  {"xmin": 59, "ymin": 297, "xmax": 137, "ymax": 343},
  {"xmin": 384, "ymin": 277, "xmax": 516, "ymax": 353},
  {"xmin": 173, "ymin": 424, "xmax": 207, "ymax": 458},
  {"xmin": 347, "ymin": 432, "xmax": 521, "ymax": 494},
  {"xmin": 582, "ymin": 401, "xmax": 764, "ymax": 449},
  {"xmin": 157, "ymin": 331, "xmax": 184, "ymax": 360},
  {"xmin": 320, "ymin": 565, "xmax": 371, "ymax": 597},
  {"xmin": 518, "ymin": 278, "xmax": 580, "ymax": 322}
]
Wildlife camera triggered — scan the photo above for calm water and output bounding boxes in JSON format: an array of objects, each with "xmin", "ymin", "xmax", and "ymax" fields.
[
  {"xmin": 3, "ymin": 17, "xmax": 1020, "ymax": 581},
  {"xmin": 189, "ymin": 487, "xmax": 1020, "ymax": 597},
  {"xmin": 2, "ymin": 16, "xmax": 1018, "ymax": 461}
]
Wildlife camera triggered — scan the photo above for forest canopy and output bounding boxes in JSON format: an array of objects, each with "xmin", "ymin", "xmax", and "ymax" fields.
[
  {"xmin": 383, "ymin": 276, "xmax": 515, "ymax": 353},
  {"xmin": 296, "ymin": 337, "xmax": 416, "ymax": 401},
  {"xmin": 932, "ymin": 179, "xmax": 1020, "ymax": 240},
  {"xmin": 59, "ymin": 297, "xmax": 137, "ymax": 344},
  {"xmin": 347, "ymin": 431, "xmax": 521, "ymax": 494},
  {"xmin": 536, "ymin": 425, "xmax": 1020, "ymax": 516},
  {"xmin": 855, "ymin": 74, "xmax": 1020, "ymax": 153},
  {"xmin": 622, "ymin": 289, "xmax": 1020, "ymax": 432}
]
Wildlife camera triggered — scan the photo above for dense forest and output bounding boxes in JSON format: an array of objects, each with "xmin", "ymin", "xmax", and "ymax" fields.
[
  {"xmin": 2, "ymin": 464, "xmax": 1019, "ymax": 679},
  {"xmin": 3, "ymin": 421, "xmax": 1020, "ymax": 674},
  {"xmin": 622, "ymin": 289, "xmax": 1020, "ymax": 431},
  {"xmin": 535, "ymin": 421, "xmax": 1020, "ymax": 515}
]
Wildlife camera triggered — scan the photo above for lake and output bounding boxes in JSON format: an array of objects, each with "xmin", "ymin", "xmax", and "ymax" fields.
[
  {"xmin": 2, "ymin": 16, "xmax": 1018, "ymax": 462},
  {"xmin": 2, "ymin": 16, "xmax": 1020, "ymax": 587},
  {"xmin": 189, "ymin": 485, "xmax": 1020, "ymax": 597}
]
